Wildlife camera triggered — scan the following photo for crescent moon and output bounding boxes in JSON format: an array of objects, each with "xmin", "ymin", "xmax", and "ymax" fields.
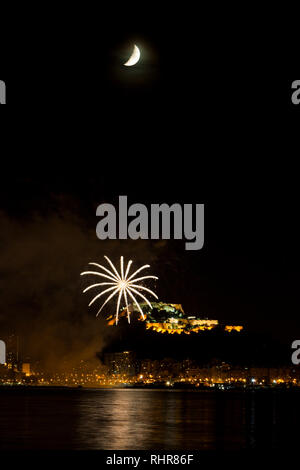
[{"xmin": 124, "ymin": 44, "xmax": 140, "ymax": 67}]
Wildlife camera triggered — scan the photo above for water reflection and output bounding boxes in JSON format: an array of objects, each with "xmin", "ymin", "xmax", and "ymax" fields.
[
  {"xmin": 0, "ymin": 389, "xmax": 299, "ymax": 450},
  {"xmin": 76, "ymin": 390, "xmax": 252, "ymax": 450},
  {"xmin": 74, "ymin": 389, "xmax": 300, "ymax": 450}
]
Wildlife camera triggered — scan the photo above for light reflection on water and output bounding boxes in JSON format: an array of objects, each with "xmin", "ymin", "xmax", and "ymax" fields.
[
  {"xmin": 0, "ymin": 389, "xmax": 299, "ymax": 450},
  {"xmin": 76, "ymin": 389, "xmax": 218, "ymax": 450}
]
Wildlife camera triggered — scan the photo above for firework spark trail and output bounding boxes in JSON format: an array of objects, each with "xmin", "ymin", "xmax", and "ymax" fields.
[{"xmin": 81, "ymin": 256, "xmax": 158, "ymax": 324}]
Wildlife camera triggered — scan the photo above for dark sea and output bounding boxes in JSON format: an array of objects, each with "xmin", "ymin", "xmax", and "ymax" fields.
[{"xmin": 0, "ymin": 388, "xmax": 299, "ymax": 450}]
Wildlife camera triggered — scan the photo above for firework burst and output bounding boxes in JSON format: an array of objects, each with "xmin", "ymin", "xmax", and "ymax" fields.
[{"xmin": 80, "ymin": 256, "xmax": 158, "ymax": 324}]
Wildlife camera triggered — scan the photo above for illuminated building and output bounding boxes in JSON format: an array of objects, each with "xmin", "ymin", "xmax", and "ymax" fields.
[
  {"xmin": 115, "ymin": 302, "xmax": 243, "ymax": 335},
  {"xmin": 225, "ymin": 325, "xmax": 243, "ymax": 332},
  {"xmin": 6, "ymin": 351, "xmax": 17, "ymax": 370},
  {"xmin": 4, "ymin": 334, "xmax": 20, "ymax": 371},
  {"xmin": 22, "ymin": 363, "xmax": 31, "ymax": 376},
  {"xmin": 104, "ymin": 351, "xmax": 138, "ymax": 377}
]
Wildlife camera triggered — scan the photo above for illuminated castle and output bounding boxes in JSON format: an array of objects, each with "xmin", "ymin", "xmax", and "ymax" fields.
[{"xmin": 108, "ymin": 302, "xmax": 243, "ymax": 335}]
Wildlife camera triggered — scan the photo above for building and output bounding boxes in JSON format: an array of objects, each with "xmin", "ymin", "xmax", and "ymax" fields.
[
  {"xmin": 117, "ymin": 302, "xmax": 243, "ymax": 335},
  {"xmin": 104, "ymin": 351, "xmax": 138, "ymax": 377},
  {"xmin": 22, "ymin": 363, "xmax": 31, "ymax": 376},
  {"xmin": 4, "ymin": 334, "xmax": 20, "ymax": 371}
]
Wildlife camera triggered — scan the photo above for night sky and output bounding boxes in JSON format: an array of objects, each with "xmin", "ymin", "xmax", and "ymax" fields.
[{"xmin": 0, "ymin": 12, "xmax": 299, "ymax": 365}]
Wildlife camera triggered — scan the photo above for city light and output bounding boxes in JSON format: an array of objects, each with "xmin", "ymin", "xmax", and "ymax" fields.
[{"xmin": 2, "ymin": 348, "xmax": 299, "ymax": 389}]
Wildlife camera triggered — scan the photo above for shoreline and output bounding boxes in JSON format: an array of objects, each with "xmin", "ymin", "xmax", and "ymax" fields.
[{"xmin": 1, "ymin": 384, "xmax": 300, "ymax": 392}]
